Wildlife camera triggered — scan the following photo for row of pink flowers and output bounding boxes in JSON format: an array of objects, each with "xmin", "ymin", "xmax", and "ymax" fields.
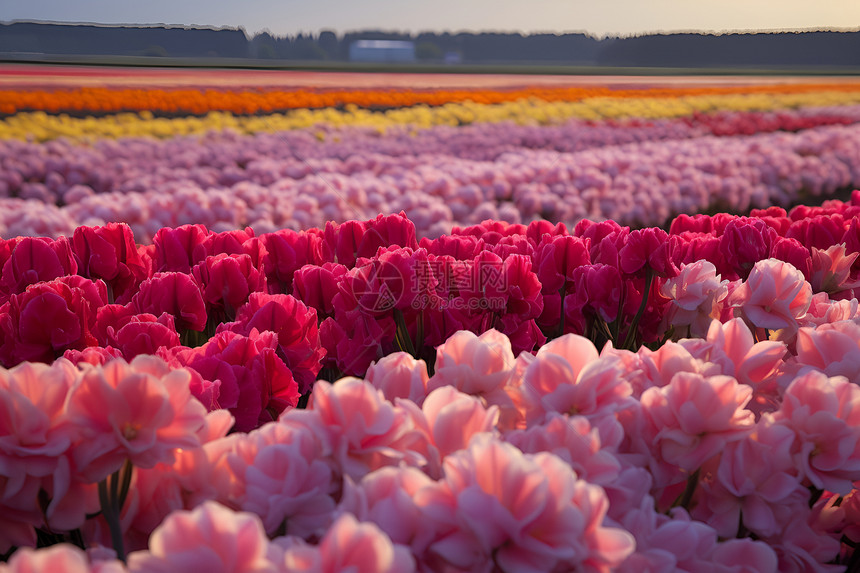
[
  {"xmin": 2, "ymin": 113, "xmax": 860, "ymax": 240},
  {"xmin": 6, "ymin": 105, "xmax": 860, "ymax": 200},
  {"xmin": 3, "ymin": 313, "xmax": 860, "ymax": 570}
]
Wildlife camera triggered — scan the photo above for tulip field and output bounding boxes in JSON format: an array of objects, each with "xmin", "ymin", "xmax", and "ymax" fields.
[{"xmin": 4, "ymin": 64, "xmax": 860, "ymax": 572}]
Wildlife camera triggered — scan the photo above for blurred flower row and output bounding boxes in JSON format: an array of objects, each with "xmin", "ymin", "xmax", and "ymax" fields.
[
  {"xmin": 4, "ymin": 88, "xmax": 860, "ymax": 140},
  {"xmin": 2, "ymin": 117, "xmax": 860, "ymax": 240},
  {"xmin": 3, "ymin": 81, "xmax": 859, "ymax": 116}
]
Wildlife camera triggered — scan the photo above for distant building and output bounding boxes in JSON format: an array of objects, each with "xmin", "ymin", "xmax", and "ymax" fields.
[
  {"xmin": 348, "ymin": 40, "xmax": 415, "ymax": 63},
  {"xmin": 444, "ymin": 51, "xmax": 463, "ymax": 64}
]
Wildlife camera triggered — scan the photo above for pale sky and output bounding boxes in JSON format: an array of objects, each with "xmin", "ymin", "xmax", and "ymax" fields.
[{"xmin": 2, "ymin": 0, "xmax": 859, "ymax": 38}]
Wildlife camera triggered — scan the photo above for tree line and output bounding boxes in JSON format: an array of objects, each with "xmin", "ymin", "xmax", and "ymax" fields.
[{"xmin": 2, "ymin": 21, "xmax": 859, "ymax": 68}]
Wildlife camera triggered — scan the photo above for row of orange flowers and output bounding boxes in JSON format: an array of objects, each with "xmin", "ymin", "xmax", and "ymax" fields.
[{"xmin": 4, "ymin": 82, "xmax": 860, "ymax": 115}]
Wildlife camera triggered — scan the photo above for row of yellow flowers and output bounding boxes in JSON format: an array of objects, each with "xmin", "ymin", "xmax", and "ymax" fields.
[
  {"xmin": 3, "ymin": 82, "xmax": 860, "ymax": 116},
  {"xmin": 4, "ymin": 89, "xmax": 860, "ymax": 141}
]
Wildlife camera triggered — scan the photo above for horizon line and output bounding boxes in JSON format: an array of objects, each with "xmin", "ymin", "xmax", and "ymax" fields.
[{"xmin": 5, "ymin": 19, "xmax": 860, "ymax": 41}]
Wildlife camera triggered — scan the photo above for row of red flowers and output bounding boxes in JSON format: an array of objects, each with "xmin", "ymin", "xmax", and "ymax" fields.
[{"xmin": 2, "ymin": 195, "xmax": 860, "ymax": 429}]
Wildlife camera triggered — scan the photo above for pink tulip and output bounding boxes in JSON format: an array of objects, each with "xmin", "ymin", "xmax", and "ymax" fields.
[
  {"xmin": 63, "ymin": 346, "xmax": 124, "ymax": 366},
  {"xmin": 671, "ymin": 233, "xmax": 727, "ymax": 277},
  {"xmin": 192, "ymin": 227, "xmax": 255, "ymax": 262},
  {"xmin": 64, "ymin": 356, "xmax": 209, "ymax": 482},
  {"xmin": 490, "ymin": 233, "xmax": 534, "ymax": 260},
  {"xmin": 0, "ymin": 275, "xmax": 106, "ymax": 367},
  {"xmin": 162, "ymin": 329, "xmax": 298, "ymax": 432},
  {"xmin": 257, "ymin": 229, "xmax": 324, "ymax": 294},
  {"xmin": 420, "ymin": 385, "xmax": 499, "ymax": 460},
  {"xmin": 318, "ymin": 312, "xmax": 392, "ymax": 377},
  {"xmin": 151, "ymin": 224, "xmax": 210, "ymax": 274},
  {"xmin": 218, "ymin": 292, "xmax": 324, "ymax": 394},
  {"xmin": 526, "ymin": 219, "xmax": 568, "ymax": 244},
  {"xmin": 679, "ymin": 318, "xmax": 787, "ymax": 414},
  {"xmin": 0, "ymin": 544, "xmax": 126, "ymax": 573},
  {"xmin": 802, "ymin": 291, "xmax": 860, "ymax": 328},
  {"xmin": 340, "ymin": 247, "xmax": 434, "ymax": 315},
  {"xmin": 770, "ymin": 370, "xmax": 860, "ymax": 494},
  {"xmin": 416, "ymin": 434, "xmax": 634, "ymax": 572},
  {"xmin": 309, "ymin": 378, "xmax": 425, "ymax": 480},
  {"xmin": 764, "ymin": 517, "xmax": 842, "ymax": 573},
  {"xmin": 322, "ymin": 219, "xmax": 367, "ymax": 268},
  {"xmin": 131, "ymin": 272, "xmax": 207, "ymax": 333},
  {"xmin": 568, "ymin": 263, "xmax": 623, "ymax": 325},
  {"xmin": 72, "ymin": 222, "xmax": 147, "ymax": 304},
  {"xmin": 192, "ymin": 254, "xmax": 266, "ymax": 320},
  {"xmin": 519, "ymin": 333, "xmax": 631, "ymax": 425},
  {"xmin": 770, "ymin": 236, "xmax": 812, "ymax": 282},
  {"xmin": 786, "ymin": 214, "xmax": 846, "ymax": 251},
  {"xmin": 0, "ymin": 236, "xmax": 78, "ymax": 302},
  {"xmin": 323, "ymin": 212, "xmax": 417, "ymax": 269},
  {"xmin": 419, "ymin": 233, "xmax": 484, "ymax": 260},
  {"xmin": 619, "ymin": 227, "xmax": 676, "ymax": 278},
  {"xmin": 506, "ymin": 413, "xmax": 621, "ymax": 487},
  {"xmin": 107, "ymin": 313, "xmax": 180, "ymax": 361},
  {"xmin": 718, "ymin": 217, "xmax": 777, "ymax": 280},
  {"xmin": 641, "ymin": 371, "xmax": 755, "ymax": 473},
  {"xmin": 233, "ymin": 428, "xmax": 336, "ymax": 538},
  {"xmin": 660, "ymin": 260, "xmax": 728, "ymax": 338},
  {"xmin": 338, "ymin": 465, "xmax": 436, "ymax": 555},
  {"xmin": 693, "ymin": 421, "xmax": 807, "ymax": 538},
  {"xmin": 809, "ymin": 243, "xmax": 860, "ymax": 296},
  {"xmin": 279, "ymin": 512, "xmax": 416, "ymax": 573},
  {"xmin": 669, "ymin": 213, "xmax": 715, "ymax": 235},
  {"xmin": 427, "ymin": 329, "xmax": 516, "ymax": 408},
  {"xmin": 795, "ymin": 320, "xmax": 860, "ymax": 381},
  {"xmin": 0, "ymin": 359, "xmax": 88, "ymax": 533},
  {"xmin": 710, "ymin": 538, "xmax": 779, "ymax": 573},
  {"xmin": 126, "ymin": 501, "xmax": 277, "ymax": 573},
  {"xmin": 728, "ymin": 258, "xmax": 812, "ymax": 335},
  {"xmin": 291, "ymin": 262, "xmax": 348, "ymax": 318},
  {"xmin": 0, "ymin": 476, "xmax": 41, "ymax": 553},
  {"xmin": 617, "ymin": 503, "xmax": 721, "ymax": 573},
  {"xmin": 365, "ymin": 352, "xmax": 429, "ymax": 404}
]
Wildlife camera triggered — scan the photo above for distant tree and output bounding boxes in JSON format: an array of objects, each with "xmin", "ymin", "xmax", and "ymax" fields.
[
  {"xmin": 416, "ymin": 41, "xmax": 443, "ymax": 60},
  {"xmin": 142, "ymin": 45, "xmax": 169, "ymax": 57},
  {"xmin": 256, "ymin": 44, "xmax": 276, "ymax": 59},
  {"xmin": 318, "ymin": 30, "xmax": 339, "ymax": 59},
  {"xmin": 292, "ymin": 34, "xmax": 328, "ymax": 60},
  {"xmin": 250, "ymin": 31, "xmax": 279, "ymax": 58}
]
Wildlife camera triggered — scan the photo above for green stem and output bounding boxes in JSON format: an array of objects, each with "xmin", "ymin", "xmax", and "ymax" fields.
[
  {"xmin": 621, "ymin": 268, "xmax": 654, "ymax": 351},
  {"xmin": 846, "ymin": 537, "xmax": 860, "ymax": 573},
  {"xmin": 555, "ymin": 284, "xmax": 567, "ymax": 339},
  {"xmin": 109, "ymin": 465, "xmax": 120, "ymax": 509},
  {"xmin": 117, "ymin": 459, "xmax": 134, "ymax": 513},
  {"xmin": 393, "ymin": 309, "xmax": 416, "ymax": 357},
  {"xmin": 98, "ymin": 465, "xmax": 129, "ymax": 562},
  {"xmin": 69, "ymin": 528, "xmax": 86, "ymax": 550},
  {"xmin": 416, "ymin": 311, "xmax": 425, "ymax": 359},
  {"xmin": 606, "ymin": 286, "xmax": 625, "ymax": 347},
  {"xmin": 593, "ymin": 316, "xmax": 614, "ymax": 347},
  {"xmin": 677, "ymin": 468, "xmax": 701, "ymax": 511},
  {"xmin": 808, "ymin": 485, "xmax": 824, "ymax": 508}
]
